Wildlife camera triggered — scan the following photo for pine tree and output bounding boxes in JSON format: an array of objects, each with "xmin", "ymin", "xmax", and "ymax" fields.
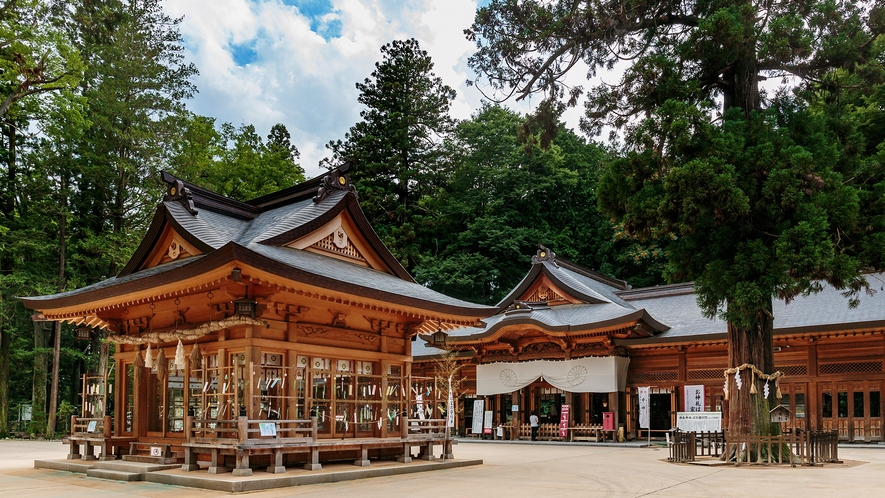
[{"xmin": 327, "ymin": 38, "xmax": 456, "ymax": 270}]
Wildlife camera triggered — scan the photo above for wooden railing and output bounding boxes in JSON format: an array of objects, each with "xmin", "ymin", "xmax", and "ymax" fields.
[
  {"xmin": 402, "ymin": 418, "xmax": 447, "ymax": 439},
  {"xmin": 723, "ymin": 429, "xmax": 839, "ymax": 466},
  {"xmin": 807, "ymin": 430, "xmax": 840, "ymax": 464},
  {"xmin": 185, "ymin": 416, "xmax": 317, "ymax": 445},
  {"xmin": 70, "ymin": 415, "xmax": 112, "ymax": 438}
]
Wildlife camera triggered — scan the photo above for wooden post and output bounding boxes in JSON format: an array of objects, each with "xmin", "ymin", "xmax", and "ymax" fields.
[
  {"xmin": 114, "ymin": 359, "xmax": 123, "ymax": 436},
  {"xmin": 303, "ymin": 416, "xmax": 322, "ymax": 470},
  {"xmin": 208, "ymin": 448, "xmax": 229, "ymax": 474},
  {"xmin": 237, "ymin": 416, "xmax": 248, "ymax": 444},
  {"xmin": 181, "ymin": 415, "xmax": 199, "ymax": 471},
  {"xmin": 67, "ymin": 416, "xmax": 80, "ymax": 460},
  {"xmin": 232, "ymin": 448, "xmax": 252, "ymax": 476}
]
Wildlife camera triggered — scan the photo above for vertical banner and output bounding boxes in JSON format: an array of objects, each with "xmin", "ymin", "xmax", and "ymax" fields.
[
  {"xmin": 483, "ymin": 411, "xmax": 493, "ymax": 434},
  {"xmin": 471, "ymin": 399, "xmax": 484, "ymax": 434},
  {"xmin": 446, "ymin": 377, "xmax": 455, "ymax": 428},
  {"xmin": 559, "ymin": 405, "xmax": 570, "ymax": 437},
  {"xmin": 638, "ymin": 387, "xmax": 650, "ymax": 429},
  {"xmin": 683, "ymin": 385, "xmax": 705, "ymax": 412}
]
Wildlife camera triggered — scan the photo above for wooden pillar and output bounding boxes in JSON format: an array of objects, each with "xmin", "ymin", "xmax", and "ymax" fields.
[
  {"xmin": 245, "ymin": 345, "xmax": 260, "ymax": 419},
  {"xmin": 609, "ymin": 391, "xmax": 620, "ymax": 440},
  {"xmin": 380, "ymin": 360, "xmax": 390, "ymax": 438},
  {"xmin": 808, "ymin": 339, "xmax": 819, "ymax": 430},
  {"xmin": 133, "ymin": 351, "xmax": 147, "ymax": 438},
  {"xmin": 511, "ymin": 389, "xmax": 520, "ymax": 440},
  {"xmin": 114, "ymin": 358, "xmax": 124, "ymax": 436},
  {"xmin": 217, "ymin": 348, "xmax": 227, "ymax": 420},
  {"xmin": 287, "ymin": 350, "xmax": 298, "ymax": 420}
]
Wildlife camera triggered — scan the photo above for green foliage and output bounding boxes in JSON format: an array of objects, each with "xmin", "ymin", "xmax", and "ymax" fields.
[
  {"xmin": 327, "ymin": 38, "xmax": 457, "ymax": 270},
  {"xmin": 167, "ymin": 115, "xmax": 306, "ymax": 201},
  {"xmin": 468, "ymin": 0, "xmax": 885, "ymax": 321},
  {"xmin": 0, "ymin": 0, "xmax": 84, "ymax": 119},
  {"xmin": 414, "ymin": 104, "xmax": 664, "ymax": 304}
]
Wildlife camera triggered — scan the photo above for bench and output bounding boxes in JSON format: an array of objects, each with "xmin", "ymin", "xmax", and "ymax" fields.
[
  {"xmin": 66, "ymin": 416, "xmax": 133, "ymax": 461},
  {"xmin": 569, "ymin": 426, "xmax": 606, "ymax": 442}
]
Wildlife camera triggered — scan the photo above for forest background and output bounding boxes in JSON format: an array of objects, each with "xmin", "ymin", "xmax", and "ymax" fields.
[{"xmin": 2, "ymin": 0, "xmax": 884, "ymax": 438}]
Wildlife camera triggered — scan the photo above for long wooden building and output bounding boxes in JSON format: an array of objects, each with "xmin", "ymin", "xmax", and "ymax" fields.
[{"xmin": 412, "ymin": 246, "xmax": 885, "ymax": 443}]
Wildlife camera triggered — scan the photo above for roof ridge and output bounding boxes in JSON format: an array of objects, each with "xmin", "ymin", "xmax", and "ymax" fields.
[
  {"xmin": 161, "ymin": 171, "xmax": 259, "ymax": 219},
  {"xmin": 617, "ymin": 282, "xmax": 696, "ymax": 299}
]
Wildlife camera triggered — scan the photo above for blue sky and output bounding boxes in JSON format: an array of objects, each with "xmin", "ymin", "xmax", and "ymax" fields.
[{"xmin": 166, "ymin": 0, "xmax": 586, "ymax": 178}]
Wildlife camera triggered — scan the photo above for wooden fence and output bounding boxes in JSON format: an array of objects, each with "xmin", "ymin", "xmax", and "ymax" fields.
[{"xmin": 669, "ymin": 429, "xmax": 839, "ymax": 466}]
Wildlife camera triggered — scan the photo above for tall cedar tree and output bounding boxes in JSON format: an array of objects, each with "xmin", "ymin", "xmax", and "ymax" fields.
[
  {"xmin": 1, "ymin": 0, "xmax": 83, "ymax": 436},
  {"xmin": 467, "ymin": 0, "xmax": 885, "ymax": 439},
  {"xmin": 71, "ymin": 0, "xmax": 197, "ymax": 281},
  {"xmin": 68, "ymin": 0, "xmax": 196, "ymax": 383},
  {"xmin": 327, "ymin": 39, "xmax": 456, "ymax": 271}
]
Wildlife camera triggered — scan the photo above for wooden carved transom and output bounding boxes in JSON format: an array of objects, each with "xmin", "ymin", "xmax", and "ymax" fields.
[
  {"xmin": 311, "ymin": 231, "xmax": 365, "ymax": 262},
  {"xmin": 528, "ymin": 284, "xmax": 564, "ymax": 303}
]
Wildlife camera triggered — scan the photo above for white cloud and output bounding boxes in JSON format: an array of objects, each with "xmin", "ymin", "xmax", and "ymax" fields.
[{"xmin": 165, "ymin": 0, "xmax": 587, "ymax": 179}]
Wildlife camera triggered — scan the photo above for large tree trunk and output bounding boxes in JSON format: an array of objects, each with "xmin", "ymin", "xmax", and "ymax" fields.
[
  {"xmin": 0, "ymin": 124, "xmax": 13, "ymax": 437},
  {"xmin": 47, "ymin": 176, "xmax": 68, "ymax": 436},
  {"xmin": 726, "ymin": 296, "xmax": 778, "ymax": 437},
  {"xmin": 32, "ymin": 319, "xmax": 49, "ymax": 432},
  {"xmin": 0, "ymin": 324, "xmax": 9, "ymax": 437}
]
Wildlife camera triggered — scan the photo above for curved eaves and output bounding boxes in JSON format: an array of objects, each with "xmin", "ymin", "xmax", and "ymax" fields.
[{"xmin": 444, "ymin": 308, "xmax": 670, "ymax": 345}]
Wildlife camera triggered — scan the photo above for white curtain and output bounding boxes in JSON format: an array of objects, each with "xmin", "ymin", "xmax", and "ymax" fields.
[{"xmin": 476, "ymin": 356, "xmax": 630, "ymax": 395}]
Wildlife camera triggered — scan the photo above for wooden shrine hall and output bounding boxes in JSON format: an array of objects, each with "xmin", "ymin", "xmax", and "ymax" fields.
[
  {"xmin": 22, "ymin": 164, "xmax": 494, "ymax": 476},
  {"xmin": 412, "ymin": 246, "xmax": 885, "ymax": 444}
]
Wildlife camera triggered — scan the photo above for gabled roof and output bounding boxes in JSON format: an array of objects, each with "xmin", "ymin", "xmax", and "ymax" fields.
[
  {"xmin": 22, "ymin": 164, "xmax": 496, "ymax": 325},
  {"xmin": 416, "ymin": 245, "xmax": 669, "ymax": 352},
  {"xmin": 495, "ymin": 245, "xmax": 632, "ymax": 311},
  {"xmin": 121, "ymin": 164, "xmax": 411, "ymax": 280}
]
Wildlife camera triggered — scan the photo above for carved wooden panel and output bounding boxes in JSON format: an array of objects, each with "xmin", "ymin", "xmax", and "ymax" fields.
[
  {"xmin": 311, "ymin": 230, "xmax": 366, "ymax": 262},
  {"xmin": 527, "ymin": 284, "xmax": 564, "ymax": 303}
]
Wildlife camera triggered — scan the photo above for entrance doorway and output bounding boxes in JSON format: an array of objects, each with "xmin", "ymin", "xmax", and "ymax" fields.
[
  {"xmin": 649, "ymin": 393, "xmax": 671, "ymax": 431},
  {"xmin": 821, "ymin": 380, "xmax": 883, "ymax": 441}
]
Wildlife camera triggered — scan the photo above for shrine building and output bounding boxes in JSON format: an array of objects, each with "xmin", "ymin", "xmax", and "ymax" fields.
[
  {"xmin": 412, "ymin": 246, "xmax": 885, "ymax": 443},
  {"xmin": 22, "ymin": 164, "xmax": 493, "ymax": 475}
]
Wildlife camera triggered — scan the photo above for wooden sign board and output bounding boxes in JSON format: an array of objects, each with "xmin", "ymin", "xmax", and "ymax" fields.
[{"xmin": 770, "ymin": 405, "xmax": 791, "ymax": 423}]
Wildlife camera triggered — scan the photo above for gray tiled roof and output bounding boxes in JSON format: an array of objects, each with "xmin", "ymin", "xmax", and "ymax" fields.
[
  {"xmin": 166, "ymin": 201, "xmax": 246, "ymax": 248},
  {"xmin": 25, "ymin": 174, "xmax": 495, "ymax": 315},
  {"xmin": 544, "ymin": 261, "xmax": 634, "ymax": 308},
  {"xmin": 618, "ymin": 275, "xmax": 885, "ymax": 344},
  {"xmin": 245, "ymin": 242, "xmax": 490, "ymax": 310},
  {"xmin": 24, "ymin": 255, "xmax": 205, "ymax": 302},
  {"xmin": 413, "ymin": 302, "xmax": 660, "ymax": 358}
]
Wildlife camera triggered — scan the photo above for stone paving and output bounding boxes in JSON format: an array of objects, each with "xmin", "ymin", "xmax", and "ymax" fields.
[{"xmin": 2, "ymin": 438, "xmax": 884, "ymax": 497}]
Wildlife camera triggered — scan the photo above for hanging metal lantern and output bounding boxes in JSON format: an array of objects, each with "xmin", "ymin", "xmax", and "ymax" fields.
[{"xmin": 432, "ymin": 329, "xmax": 448, "ymax": 348}]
